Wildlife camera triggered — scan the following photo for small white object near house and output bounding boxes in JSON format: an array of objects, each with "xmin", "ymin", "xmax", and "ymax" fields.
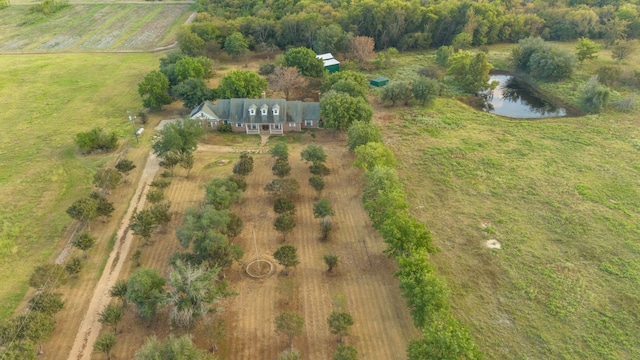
[{"xmin": 135, "ymin": 128, "xmax": 144, "ymax": 136}]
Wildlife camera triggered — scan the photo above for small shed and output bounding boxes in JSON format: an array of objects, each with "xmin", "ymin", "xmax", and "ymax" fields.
[
  {"xmin": 316, "ymin": 53, "xmax": 340, "ymax": 74},
  {"xmin": 370, "ymin": 77, "xmax": 389, "ymax": 87}
]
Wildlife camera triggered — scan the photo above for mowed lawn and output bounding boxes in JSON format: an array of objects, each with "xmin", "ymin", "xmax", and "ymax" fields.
[
  {"xmin": 382, "ymin": 98, "xmax": 640, "ymax": 358},
  {"xmin": 0, "ymin": 53, "xmax": 161, "ymax": 321}
]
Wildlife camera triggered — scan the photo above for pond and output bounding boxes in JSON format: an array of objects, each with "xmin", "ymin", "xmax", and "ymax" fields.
[{"xmin": 479, "ymin": 75, "xmax": 569, "ymax": 119}]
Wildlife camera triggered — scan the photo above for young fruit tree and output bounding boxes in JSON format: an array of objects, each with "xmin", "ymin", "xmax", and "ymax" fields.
[
  {"xmin": 274, "ymin": 214, "xmax": 296, "ymax": 242},
  {"xmin": 324, "ymin": 254, "xmax": 339, "ymax": 273},
  {"xmin": 327, "ymin": 311, "xmax": 354, "ymax": 342},
  {"xmin": 273, "ymin": 244, "xmax": 300, "ymax": 275},
  {"xmin": 275, "ymin": 311, "xmax": 304, "ymax": 350}
]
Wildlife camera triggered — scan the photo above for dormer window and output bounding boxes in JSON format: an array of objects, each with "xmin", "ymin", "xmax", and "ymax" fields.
[
  {"xmin": 248, "ymin": 104, "xmax": 257, "ymax": 116},
  {"xmin": 260, "ymin": 104, "xmax": 269, "ymax": 116},
  {"xmin": 272, "ymin": 104, "xmax": 280, "ymax": 116}
]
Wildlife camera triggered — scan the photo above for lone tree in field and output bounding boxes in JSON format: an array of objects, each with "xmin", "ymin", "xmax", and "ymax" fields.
[
  {"xmin": 94, "ymin": 333, "xmax": 116, "ymax": 360},
  {"xmin": 275, "ymin": 311, "xmax": 304, "ymax": 350},
  {"xmin": 98, "ymin": 304, "xmax": 124, "ymax": 334},
  {"xmin": 72, "ymin": 232, "xmax": 95, "ymax": 257},
  {"xmin": 300, "ymin": 144, "xmax": 327, "ymax": 165},
  {"xmin": 308, "ymin": 175, "xmax": 325, "ymax": 196},
  {"xmin": 125, "ymin": 268, "xmax": 166, "ymax": 319},
  {"xmin": 324, "ymin": 254, "xmax": 339, "ymax": 273},
  {"xmin": 115, "ymin": 159, "xmax": 136, "ymax": 183},
  {"xmin": 272, "ymin": 158, "xmax": 292, "ymax": 178},
  {"xmin": 274, "ymin": 197, "xmax": 296, "ymax": 215},
  {"xmin": 129, "ymin": 209, "xmax": 157, "ymax": 245},
  {"xmin": 273, "ymin": 244, "xmax": 300, "ymax": 275},
  {"xmin": 313, "ymin": 198, "xmax": 334, "ymax": 219},
  {"xmin": 327, "ymin": 311, "xmax": 354, "ymax": 342},
  {"xmin": 274, "ymin": 214, "xmax": 296, "ymax": 241},
  {"xmin": 233, "ymin": 153, "xmax": 254, "ymax": 176}
]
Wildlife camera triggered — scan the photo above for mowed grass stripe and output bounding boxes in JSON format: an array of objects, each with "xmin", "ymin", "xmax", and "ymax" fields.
[
  {"xmin": 72, "ymin": 4, "xmax": 137, "ymax": 50},
  {"xmin": 0, "ymin": 53, "xmax": 161, "ymax": 322},
  {"xmin": 109, "ymin": 5, "xmax": 164, "ymax": 49},
  {"xmin": 25, "ymin": 5, "xmax": 108, "ymax": 50}
]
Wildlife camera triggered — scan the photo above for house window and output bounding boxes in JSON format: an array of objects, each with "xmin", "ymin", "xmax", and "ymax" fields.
[
  {"xmin": 261, "ymin": 108, "xmax": 268, "ymax": 115},
  {"xmin": 251, "ymin": 124, "xmax": 258, "ymax": 130},
  {"xmin": 236, "ymin": 123, "xmax": 242, "ymax": 127},
  {"xmin": 289, "ymin": 122, "xmax": 296, "ymax": 127},
  {"xmin": 273, "ymin": 106, "xmax": 280, "ymax": 115},
  {"xmin": 274, "ymin": 124, "xmax": 282, "ymax": 129},
  {"xmin": 223, "ymin": 120, "xmax": 229, "ymax": 125},
  {"xmin": 305, "ymin": 120, "xmax": 313, "ymax": 126}
]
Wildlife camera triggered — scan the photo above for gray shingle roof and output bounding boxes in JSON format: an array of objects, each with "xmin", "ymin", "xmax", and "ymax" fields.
[{"xmin": 191, "ymin": 98, "xmax": 319, "ymax": 124}]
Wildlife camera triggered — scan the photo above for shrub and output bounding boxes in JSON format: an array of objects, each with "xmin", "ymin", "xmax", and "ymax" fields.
[
  {"xmin": 579, "ymin": 78, "xmax": 611, "ymax": 113},
  {"xmin": 217, "ymin": 123, "xmax": 232, "ymax": 133},
  {"xmin": 418, "ymin": 66, "xmax": 444, "ymax": 79},
  {"xmin": 29, "ymin": 0, "xmax": 69, "ymax": 15},
  {"xmin": 512, "ymin": 37, "xmax": 576, "ymax": 81},
  {"xmin": 596, "ymin": 66, "xmax": 621, "ymax": 87},
  {"xmin": 75, "ymin": 128, "xmax": 119, "ymax": 154},
  {"xmin": 435, "ymin": 46, "xmax": 454, "ymax": 67},
  {"xmin": 259, "ymin": 63, "xmax": 276, "ymax": 75}
]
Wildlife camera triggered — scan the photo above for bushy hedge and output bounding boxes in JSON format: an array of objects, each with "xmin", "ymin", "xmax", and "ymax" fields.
[
  {"xmin": 354, "ymin": 126, "xmax": 482, "ymax": 359},
  {"xmin": 75, "ymin": 127, "xmax": 119, "ymax": 154}
]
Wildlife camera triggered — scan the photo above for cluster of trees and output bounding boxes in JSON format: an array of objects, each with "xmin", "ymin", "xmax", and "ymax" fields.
[
  {"xmin": 182, "ymin": 0, "xmax": 640, "ymax": 55},
  {"xmin": 320, "ymin": 71, "xmax": 374, "ymax": 130},
  {"xmin": 129, "ymin": 179, "xmax": 173, "ymax": 246},
  {"xmin": 266, "ymin": 142, "xmax": 298, "ymax": 241},
  {"xmin": 95, "ymin": 260, "xmax": 230, "ymax": 357},
  {"xmin": 139, "ymin": 53, "xmax": 214, "ymax": 110},
  {"xmin": 348, "ymin": 122, "xmax": 481, "ymax": 359},
  {"xmin": 8, "ymin": 156, "xmax": 131, "ymax": 358}
]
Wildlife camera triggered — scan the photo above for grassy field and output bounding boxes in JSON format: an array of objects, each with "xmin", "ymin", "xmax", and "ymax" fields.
[
  {"xmin": 374, "ymin": 46, "xmax": 640, "ymax": 358},
  {"xmin": 0, "ymin": 3, "xmax": 191, "ymax": 52},
  {"xmin": 0, "ymin": 53, "xmax": 162, "ymax": 321}
]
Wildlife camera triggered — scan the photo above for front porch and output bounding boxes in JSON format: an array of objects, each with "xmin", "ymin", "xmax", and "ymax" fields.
[{"xmin": 245, "ymin": 124, "xmax": 283, "ymax": 135}]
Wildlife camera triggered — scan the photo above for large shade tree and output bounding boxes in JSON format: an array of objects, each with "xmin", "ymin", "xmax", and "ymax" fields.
[
  {"xmin": 320, "ymin": 91, "xmax": 373, "ymax": 130},
  {"xmin": 138, "ymin": 70, "xmax": 172, "ymax": 111},
  {"xmin": 218, "ymin": 70, "xmax": 268, "ymax": 99}
]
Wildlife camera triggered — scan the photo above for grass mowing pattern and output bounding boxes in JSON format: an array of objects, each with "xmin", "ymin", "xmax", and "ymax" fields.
[
  {"xmin": 0, "ymin": 3, "xmax": 190, "ymax": 51},
  {"xmin": 386, "ymin": 97, "xmax": 640, "ymax": 359},
  {"xmin": 0, "ymin": 53, "xmax": 161, "ymax": 321}
]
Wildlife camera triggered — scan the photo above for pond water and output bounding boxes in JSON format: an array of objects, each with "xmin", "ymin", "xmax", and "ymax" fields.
[{"xmin": 479, "ymin": 75, "xmax": 568, "ymax": 119}]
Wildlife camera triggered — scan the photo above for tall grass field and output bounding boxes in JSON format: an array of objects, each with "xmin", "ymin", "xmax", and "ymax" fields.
[
  {"xmin": 381, "ymin": 47, "xmax": 640, "ymax": 358},
  {"xmin": 0, "ymin": 53, "xmax": 161, "ymax": 320}
]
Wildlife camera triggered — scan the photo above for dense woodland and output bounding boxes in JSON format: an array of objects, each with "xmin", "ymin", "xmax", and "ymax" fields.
[{"xmin": 182, "ymin": 0, "xmax": 640, "ymax": 54}]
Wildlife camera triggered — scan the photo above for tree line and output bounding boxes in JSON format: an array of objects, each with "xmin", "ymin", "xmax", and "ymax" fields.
[{"xmin": 184, "ymin": 0, "xmax": 639, "ymax": 55}]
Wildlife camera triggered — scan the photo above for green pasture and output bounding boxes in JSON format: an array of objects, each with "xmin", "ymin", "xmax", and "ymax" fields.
[
  {"xmin": 383, "ymin": 48, "xmax": 640, "ymax": 358},
  {"xmin": 0, "ymin": 53, "xmax": 161, "ymax": 321},
  {"xmin": 0, "ymin": 3, "xmax": 191, "ymax": 52}
]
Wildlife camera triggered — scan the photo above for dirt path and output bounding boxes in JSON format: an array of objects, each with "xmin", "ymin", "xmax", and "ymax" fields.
[{"xmin": 67, "ymin": 151, "xmax": 160, "ymax": 360}]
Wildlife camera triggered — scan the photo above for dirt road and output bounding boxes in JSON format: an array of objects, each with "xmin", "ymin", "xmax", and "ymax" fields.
[{"xmin": 67, "ymin": 152, "xmax": 160, "ymax": 359}]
